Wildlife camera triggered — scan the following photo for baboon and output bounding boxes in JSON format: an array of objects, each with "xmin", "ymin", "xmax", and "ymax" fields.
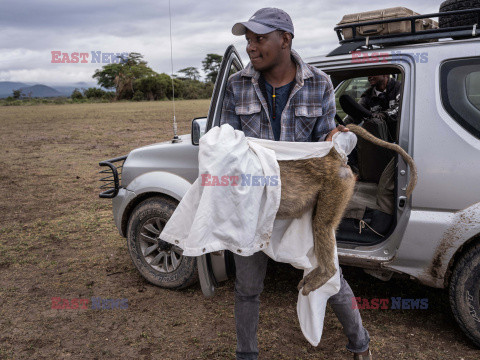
[{"xmin": 276, "ymin": 123, "xmax": 417, "ymax": 296}]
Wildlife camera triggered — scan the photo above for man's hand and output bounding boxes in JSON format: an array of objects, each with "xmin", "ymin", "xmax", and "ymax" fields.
[{"xmin": 325, "ymin": 125, "xmax": 349, "ymax": 141}]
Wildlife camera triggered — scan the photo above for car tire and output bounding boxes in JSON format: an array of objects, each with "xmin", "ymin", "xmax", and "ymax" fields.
[
  {"xmin": 439, "ymin": 0, "xmax": 480, "ymax": 29},
  {"xmin": 449, "ymin": 242, "xmax": 480, "ymax": 348},
  {"xmin": 126, "ymin": 196, "xmax": 198, "ymax": 289}
]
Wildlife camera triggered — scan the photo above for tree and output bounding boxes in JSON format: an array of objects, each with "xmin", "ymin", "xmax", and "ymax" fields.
[
  {"xmin": 132, "ymin": 90, "xmax": 145, "ymax": 101},
  {"xmin": 202, "ymin": 54, "xmax": 223, "ymax": 83},
  {"xmin": 92, "ymin": 52, "xmax": 156, "ymax": 100},
  {"xmin": 12, "ymin": 89, "xmax": 23, "ymax": 99},
  {"xmin": 83, "ymin": 87, "xmax": 107, "ymax": 99},
  {"xmin": 134, "ymin": 73, "xmax": 172, "ymax": 100},
  {"xmin": 177, "ymin": 67, "xmax": 200, "ymax": 81},
  {"xmin": 71, "ymin": 88, "xmax": 83, "ymax": 100}
]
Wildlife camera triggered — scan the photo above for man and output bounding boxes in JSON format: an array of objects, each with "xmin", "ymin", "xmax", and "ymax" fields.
[
  {"xmin": 345, "ymin": 74, "xmax": 401, "ymax": 142},
  {"xmin": 219, "ymin": 8, "xmax": 372, "ymax": 360}
]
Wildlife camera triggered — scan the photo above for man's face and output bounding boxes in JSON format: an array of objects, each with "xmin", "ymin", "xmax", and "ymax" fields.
[
  {"xmin": 245, "ymin": 29, "xmax": 284, "ymax": 72},
  {"xmin": 368, "ymin": 75, "xmax": 388, "ymax": 89}
]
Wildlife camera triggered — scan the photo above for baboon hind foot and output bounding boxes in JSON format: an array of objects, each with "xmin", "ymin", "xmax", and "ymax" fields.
[{"xmin": 297, "ymin": 265, "xmax": 337, "ymax": 296}]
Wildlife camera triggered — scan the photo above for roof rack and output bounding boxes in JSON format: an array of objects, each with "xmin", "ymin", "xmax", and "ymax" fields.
[{"xmin": 327, "ymin": 8, "xmax": 480, "ymax": 57}]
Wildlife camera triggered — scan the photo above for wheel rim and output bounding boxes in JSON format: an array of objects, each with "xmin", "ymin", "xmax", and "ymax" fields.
[{"xmin": 138, "ymin": 217, "xmax": 183, "ymax": 273}]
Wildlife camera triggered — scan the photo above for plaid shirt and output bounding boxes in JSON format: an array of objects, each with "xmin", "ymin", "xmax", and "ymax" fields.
[{"xmin": 220, "ymin": 49, "xmax": 336, "ymax": 142}]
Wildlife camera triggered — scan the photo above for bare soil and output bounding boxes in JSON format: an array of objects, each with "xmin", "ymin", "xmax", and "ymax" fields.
[{"xmin": 0, "ymin": 101, "xmax": 478, "ymax": 359}]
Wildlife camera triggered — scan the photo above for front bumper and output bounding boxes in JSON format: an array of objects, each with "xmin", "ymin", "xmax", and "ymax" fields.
[{"xmin": 98, "ymin": 155, "xmax": 127, "ymax": 198}]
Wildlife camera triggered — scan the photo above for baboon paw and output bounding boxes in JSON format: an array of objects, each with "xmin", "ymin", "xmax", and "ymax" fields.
[
  {"xmin": 298, "ymin": 268, "xmax": 330, "ymax": 296},
  {"xmin": 297, "ymin": 278, "xmax": 306, "ymax": 292}
]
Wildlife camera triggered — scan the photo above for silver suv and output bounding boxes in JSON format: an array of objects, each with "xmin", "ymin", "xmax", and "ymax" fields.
[{"xmin": 99, "ymin": 8, "xmax": 480, "ymax": 347}]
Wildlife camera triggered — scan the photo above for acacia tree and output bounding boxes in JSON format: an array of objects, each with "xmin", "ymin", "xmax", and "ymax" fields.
[
  {"xmin": 93, "ymin": 52, "xmax": 155, "ymax": 100},
  {"xmin": 177, "ymin": 67, "xmax": 200, "ymax": 81},
  {"xmin": 202, "ymin": 54, "xmax": 223, "ymax": 83},
  {"xmin": 134, "ymin": 73, "xmax": 172, "ymax": 100},
  {"xmin": 12, "ymin": 89, "xmax": 23, "ymax": 99}
]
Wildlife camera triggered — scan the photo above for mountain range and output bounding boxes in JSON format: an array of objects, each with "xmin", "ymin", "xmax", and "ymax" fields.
[{"xmin": 0, "ymin": 81, "xmax": 98, "ymax": 98}]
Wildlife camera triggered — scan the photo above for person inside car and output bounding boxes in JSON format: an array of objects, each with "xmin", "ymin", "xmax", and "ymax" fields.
[{"xmin": 343, "ymin": 74, "xmax": 401, "ymax": 142}]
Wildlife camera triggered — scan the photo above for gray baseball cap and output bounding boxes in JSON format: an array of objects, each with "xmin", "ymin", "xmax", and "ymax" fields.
[{"xmin": 232, "ymin": 8, "xmax": 294, "ymax": 38}]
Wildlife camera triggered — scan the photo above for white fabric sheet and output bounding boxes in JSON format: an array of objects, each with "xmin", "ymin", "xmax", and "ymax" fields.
[
  {"xmin": 160, "ymin": 124, "xmax": 281, "ymax": 257},
  {"xmin": 160, "ymin": 124, "xmax": 357, "ymax": 346}
]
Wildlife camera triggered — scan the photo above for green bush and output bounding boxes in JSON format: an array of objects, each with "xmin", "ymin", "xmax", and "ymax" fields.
[
  {"xmin": 71, "ymin": 88, "xmax": 84, "ymax": 100},
  {"xmin": 102, "ymin": 91, "xmax": 115, "ymax": 101},
  {"xmin": 132, "ymin": 90, "xmax": 145, "ymax": 101},
  {"xmin": 83, "ymin": 87, "xmax": 109, "ymax": 99}
]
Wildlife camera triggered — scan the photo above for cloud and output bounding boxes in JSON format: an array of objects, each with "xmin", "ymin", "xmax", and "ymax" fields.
[{"xmin": 0, "ymin": 0, "xmax": 441, "ymax": 84}]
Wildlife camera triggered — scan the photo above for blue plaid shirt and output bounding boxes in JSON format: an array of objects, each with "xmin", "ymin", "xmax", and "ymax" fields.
[{"xmin": 220, "ymin": 49, "xmax": 336, "ymax": 142}]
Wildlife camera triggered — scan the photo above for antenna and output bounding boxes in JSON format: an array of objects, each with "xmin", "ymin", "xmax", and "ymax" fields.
[{"xmin": 169, "ymin": 0, "xmax": 181, "ymax": 143}]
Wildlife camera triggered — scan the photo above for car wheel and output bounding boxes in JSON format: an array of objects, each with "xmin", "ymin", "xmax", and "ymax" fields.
[
  {"xmin": 127, "ymin": 196, "xmax": 198, "ymax": 289},
  {"xmin": 439, "ymin": 0, "xmax": 480, "ymax": 29},
  {"xmin": 449, "ymin": 242, "xmax": 480, "ymax": 348}
]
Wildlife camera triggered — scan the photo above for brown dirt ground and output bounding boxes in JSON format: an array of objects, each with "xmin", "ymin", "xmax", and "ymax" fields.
[{"xmin": 0, "ymin": 100, "xmax": 478, "ymax": 359}]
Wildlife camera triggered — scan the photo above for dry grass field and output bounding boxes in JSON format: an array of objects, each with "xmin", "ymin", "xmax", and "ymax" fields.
[{"xmin": 0, "ymin": 100, "xmax": 478, "ymax": 359}]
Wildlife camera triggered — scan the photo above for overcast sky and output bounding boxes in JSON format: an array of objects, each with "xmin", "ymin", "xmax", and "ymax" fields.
[{"xmin": 0, "ymin": 0, "xmax": 442, "ymax": 85}]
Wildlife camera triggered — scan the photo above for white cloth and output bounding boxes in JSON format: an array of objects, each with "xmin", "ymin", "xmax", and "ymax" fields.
[
  {"xmin": 160, "ymin": 123, "xmax": 357, "ymax": 346},
  {"xmin": 160, "ymin": 124, "xmax": 281, "ymax": 256}
]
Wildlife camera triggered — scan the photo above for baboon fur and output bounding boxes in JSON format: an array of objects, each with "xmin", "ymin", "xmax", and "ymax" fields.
[{"xmin": 276, "ymin": 124, "xmax": 417, "ymax": 296}]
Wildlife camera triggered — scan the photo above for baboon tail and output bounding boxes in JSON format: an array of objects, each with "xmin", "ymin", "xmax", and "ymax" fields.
[{"xmin": 346, "ymin": 123, "xmax": 417, "ymax": 198}]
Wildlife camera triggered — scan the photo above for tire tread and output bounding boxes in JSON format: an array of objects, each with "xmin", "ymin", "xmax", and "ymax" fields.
[
  {"xmin": 126, "ymin": 196, "xmax": 198, "ymax": 290},
  {"xmin": 449, "ymin": 242, "xmax": 480, "ymax": 348},
  {"xmin": 439, "ymin": 0, "xmax": 480, "ymax": 29}
]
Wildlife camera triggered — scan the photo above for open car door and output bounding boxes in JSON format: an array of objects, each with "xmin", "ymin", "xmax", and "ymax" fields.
[
  {"xmin": 205, "ymin": 45, "xmax": 244, "ymax": 131},
  {"xmin": 197, "ymin": 45, "xmax": 244, "ymax": 297}
]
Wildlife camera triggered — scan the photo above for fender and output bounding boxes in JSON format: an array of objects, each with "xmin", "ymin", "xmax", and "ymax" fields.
[
  {"xmin": 115, "ymin": 171, "xmax": 193, "ymax": 237},
  {"xmin": 126, "ymin": 171, "xmax": 193, "ymax": 201},
  {"xmin": 386, "ymin": 201, "xmax": 480, "ymax": 288}
]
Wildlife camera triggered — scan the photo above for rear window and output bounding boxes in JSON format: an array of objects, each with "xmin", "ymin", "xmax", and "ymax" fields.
[{"xmin": 441, "ymin": 58, "xmax": 480, "ymax": 139}]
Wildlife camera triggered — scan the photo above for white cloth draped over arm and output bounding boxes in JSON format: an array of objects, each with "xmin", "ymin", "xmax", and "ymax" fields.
[{"xmin": 160, "ymin": 124, "xmax": 357, "ymax": 346}]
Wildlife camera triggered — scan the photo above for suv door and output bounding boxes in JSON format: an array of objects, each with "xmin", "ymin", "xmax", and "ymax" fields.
[
  {"xmin": 206, "ymin": 45, "xmax": 244, "ymax": 131},
  {"xmin": 198, "ymin": 45, "xmax": 244, "ymax": 297}
]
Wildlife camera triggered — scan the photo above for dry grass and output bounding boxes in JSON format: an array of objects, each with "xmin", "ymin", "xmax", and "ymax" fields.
[{"xmin": 0, "ymin": 100, "xmax": 478, "ymax": 359}]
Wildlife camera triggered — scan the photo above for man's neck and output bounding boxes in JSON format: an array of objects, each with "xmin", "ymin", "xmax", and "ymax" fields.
[{"xmin": 261, "ymin": 56, "xmax": 296, "ymax": 88}]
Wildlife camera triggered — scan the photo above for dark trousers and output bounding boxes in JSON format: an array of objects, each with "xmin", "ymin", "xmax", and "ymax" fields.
[{"xmin": 234, "ymin": 251, "xmax": 370, "ymax": 360}]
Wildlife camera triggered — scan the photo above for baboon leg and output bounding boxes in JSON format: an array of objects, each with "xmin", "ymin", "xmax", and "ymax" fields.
[
  {"xmin": 298, "ymin": 169, "xmax": 355, "ymax": 296},
  {"xmin": 297, "ymin": 220, "xmax": 337, "ymax": 295}
]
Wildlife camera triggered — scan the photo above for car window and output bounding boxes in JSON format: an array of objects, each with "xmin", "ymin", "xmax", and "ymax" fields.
[
  {"xmin": 206, "ymin": 45, "xmax": 243, "ymax": 130},
  {"xmin": 466, "ymin": 71, "xmax": 480, "ymax": 111},
  {"xmin": 345, "ymin": 77, "xmax": 369, "ymax": 99},
  {"xmin": 441, "ymin": 58, "xmax": 480, "ymax": 139},
  {"xmin": 335, "ymin": 77, "xmax": 370, "ymax": 120}
]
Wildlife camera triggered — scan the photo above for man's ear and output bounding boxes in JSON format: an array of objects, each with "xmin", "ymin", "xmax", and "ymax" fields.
[{"xmin": 281, "ymin": 32, "xmax": 292, "ymax": 49}]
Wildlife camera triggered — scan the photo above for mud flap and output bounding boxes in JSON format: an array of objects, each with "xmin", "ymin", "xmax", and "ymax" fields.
[{"xmin": 197, "ymin": 254, "xmax": 216, "ymax": 297}]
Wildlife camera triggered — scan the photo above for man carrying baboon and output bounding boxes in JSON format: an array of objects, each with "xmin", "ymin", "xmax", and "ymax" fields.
[{"xmin": 220, "ymin": 7, "xmax": 372, "ymax": 360}]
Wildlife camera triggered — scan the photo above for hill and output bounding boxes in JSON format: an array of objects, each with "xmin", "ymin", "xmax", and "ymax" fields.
[
  {"xmin": 18, "ymin": 84, "xmax": 62, "ymax": 98},
  {"xmin": 0, "ymin": 81, "xmax": 30, "ymax": 97},
  {"xmin": 0, "ymin": 81, "xmax": 99, "ymax": 98}
]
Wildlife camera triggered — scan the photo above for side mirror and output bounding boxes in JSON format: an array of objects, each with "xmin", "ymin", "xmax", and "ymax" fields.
[{"xmin": 191, "ymin": 118, "xmax": 207, "ymax": 145}]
